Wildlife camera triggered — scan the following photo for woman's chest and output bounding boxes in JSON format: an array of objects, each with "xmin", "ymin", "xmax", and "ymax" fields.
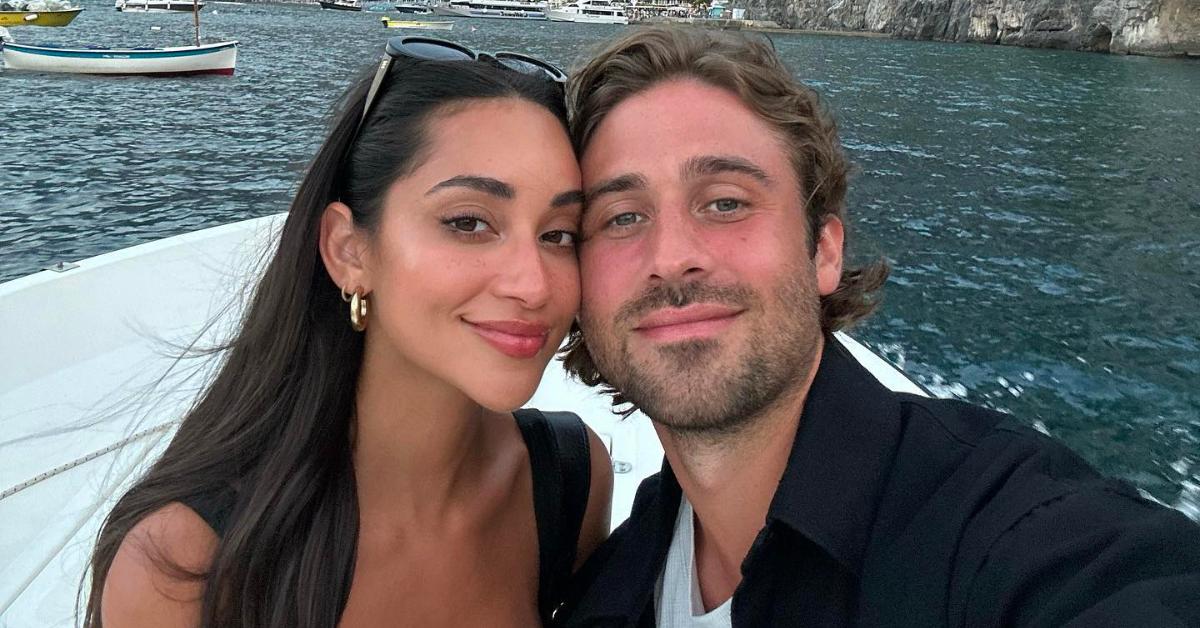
[{"xmin": 339, "ymin": 509, "xmax": 542, "ymax": 626}]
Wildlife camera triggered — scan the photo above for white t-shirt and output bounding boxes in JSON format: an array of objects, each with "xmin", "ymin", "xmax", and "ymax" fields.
[{"xmin": 655, "ymin": 496, "xmax": 734, "ymax": 628}]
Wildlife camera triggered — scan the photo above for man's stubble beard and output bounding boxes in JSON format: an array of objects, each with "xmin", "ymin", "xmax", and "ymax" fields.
[{"xmin": 580, "ymin": 263, "xmax": 824, "ymax": 441}]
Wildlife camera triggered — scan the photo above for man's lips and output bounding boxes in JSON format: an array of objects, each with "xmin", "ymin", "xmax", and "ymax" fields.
[
  {"xmin": 466, "ymin": 319, "xmax": 550, "ymax": 359},
  {"xmin": 633, "ymin": 304, "xmax": 743, "ymax": 342}
]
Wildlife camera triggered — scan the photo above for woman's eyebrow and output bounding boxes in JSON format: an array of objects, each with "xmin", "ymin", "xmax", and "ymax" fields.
[{"xmin": 426, "ymin": 175, "xmax": 514, "ymax": 199}]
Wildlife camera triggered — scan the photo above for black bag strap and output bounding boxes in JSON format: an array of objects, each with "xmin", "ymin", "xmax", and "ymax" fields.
[{"xmin": 514, "ymin": 408, "xmax": 592, "ymax": 623}]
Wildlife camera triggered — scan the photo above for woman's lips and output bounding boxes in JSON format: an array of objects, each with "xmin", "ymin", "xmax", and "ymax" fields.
[
  {"xmin": 634, "ymin": 304, "xmax": 743, "ymax": 343},
  {"xmin": 466, "ymin": 319, "xmax": 550, "ymax": 359}
]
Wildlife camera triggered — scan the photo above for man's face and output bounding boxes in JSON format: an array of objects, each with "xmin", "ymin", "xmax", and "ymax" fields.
[{"xmin": 578, "ymin": 78, "xmax": 844, "ymax": 433}]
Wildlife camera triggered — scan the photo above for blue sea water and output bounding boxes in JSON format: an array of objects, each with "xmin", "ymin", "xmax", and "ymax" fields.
[{"xmin": 1, "ymin": 1, "xmax": 1197, "ymax": 516}]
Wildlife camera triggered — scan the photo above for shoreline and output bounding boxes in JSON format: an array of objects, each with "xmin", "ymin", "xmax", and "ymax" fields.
[{"xmin": 631, "ymin": 16, "xmax": 1197, "ymax": 59}]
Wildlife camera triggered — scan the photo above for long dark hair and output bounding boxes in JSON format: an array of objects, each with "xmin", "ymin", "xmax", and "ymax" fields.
[{"xmin": 83, "ymin": 57, "xmax": 568, "ymax": 628}]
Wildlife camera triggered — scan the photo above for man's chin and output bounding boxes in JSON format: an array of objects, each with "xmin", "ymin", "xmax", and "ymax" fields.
[{"xmin": 632, "ymin": 337, "xmax": 725, "ymax": 367}]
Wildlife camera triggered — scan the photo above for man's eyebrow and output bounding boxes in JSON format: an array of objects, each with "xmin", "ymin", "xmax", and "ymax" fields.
[
  {"xmin": 682, "ymin": 155, "xmax": 773, "ymax": 185},
  {"xmin": 551, "ymin": 190, "xmax": 585, "ymax": 208},
  {"xmin": 426, "ymin": 175, "xmax": 514, "ymax": 199},
  {"xmin": 583, "ymin": 173, "xmax": 648, "ymax": 205}
]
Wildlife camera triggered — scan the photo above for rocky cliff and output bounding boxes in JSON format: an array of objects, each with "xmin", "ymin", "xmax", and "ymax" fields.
[{"xmin": 746, "ymin": 0, "xmax": 1200, "ymax": 56}]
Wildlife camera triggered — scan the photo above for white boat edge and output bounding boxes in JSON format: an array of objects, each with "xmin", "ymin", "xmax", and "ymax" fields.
[
  {"xmin": 0, "ymin": 40, "xmax": 238, "ymax": 75},
  {"xmin": 0, "ymin": 213, "xmax": 924, "ymax": 625}
]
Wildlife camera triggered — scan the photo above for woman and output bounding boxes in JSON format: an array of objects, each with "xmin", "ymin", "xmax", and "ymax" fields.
[{"xmin": 85, "ymin": 37, "xmax": 612, "ymax": 627}]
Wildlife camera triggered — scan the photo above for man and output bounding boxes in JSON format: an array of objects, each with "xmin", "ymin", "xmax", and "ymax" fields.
[{"xmin": 554, "ymin": 26, "xmax": 1200, "ymax": 627}]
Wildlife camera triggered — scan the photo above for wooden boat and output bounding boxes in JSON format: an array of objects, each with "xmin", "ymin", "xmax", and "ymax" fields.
[
  {"xmin": 380, "ymin": 16, "xmax": 452, "ymax": 28},
  {"xmin": 0, "ymin": 40, "xmax": 237, "ymax": 75},
  {"xmin": 115, "ymin": 0, "xmax": 205, "ymax": 11},
  {"xmin": 0, "ymin": 7, "xmax": 82, "ymax": 26}
]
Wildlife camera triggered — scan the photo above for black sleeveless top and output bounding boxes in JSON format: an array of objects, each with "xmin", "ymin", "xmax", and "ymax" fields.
[{"xmin": 180, "ymin": 408, "xmax": 592, "ymax": 624}]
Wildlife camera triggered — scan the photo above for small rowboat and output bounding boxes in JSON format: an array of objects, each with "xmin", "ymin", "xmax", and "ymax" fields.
[
  {"xmin": 0, "ymin": 40, "xmax": 237, "ymax": 75},
  {"xmin": 380, "ymin": 16, "xmax": 452, "ymax": 28},
  {"xmin": 0, "ymin": 7, "xmax": 82, "ymax": 26}
]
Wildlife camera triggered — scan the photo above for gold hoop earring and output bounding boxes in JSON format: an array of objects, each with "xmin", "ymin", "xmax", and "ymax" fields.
[
  {"xmin": 350, "ymin": 291, "xmax": 368, "ymax": 332},
  {"xmin": 341, "ymin": 285, "xmax": 353, "ymax": 303}
]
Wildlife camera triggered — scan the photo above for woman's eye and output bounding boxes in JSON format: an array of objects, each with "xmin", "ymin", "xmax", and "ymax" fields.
[
  {"xmin": 446, "ymin": 216, "xmax": 489, "ymax": 233},
  {"xmin": 541, "ymin": 230, "xmax": 577, "ymax": 246}
]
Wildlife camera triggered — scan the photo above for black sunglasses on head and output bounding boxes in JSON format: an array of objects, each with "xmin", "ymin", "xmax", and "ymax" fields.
[{"xmin": 354, "ymin": 36, "xmax": 567, "ymax": 140}]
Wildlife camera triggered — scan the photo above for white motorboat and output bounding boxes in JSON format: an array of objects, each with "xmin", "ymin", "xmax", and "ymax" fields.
[
  {"xmin": 393, "ymin": 2, "xmax": 432, "ymax": 13},
  {"xmin": 318, "ymin": 0, "xmax": 363, "ymax": 11},
  {"xmin": 0, "ymin": 214, "xmax": 924, "ymax": 626},
  {"xmin": 433, "ymin": 0, "xmax": 547, "ymax": 20},
  {"xmin": 115, "ymin": 0, "xmax": 205, "ymax": 12},
  {"xmin": 546, "ymin": 0, "xmax": 626, "ymax": 24},
  {"xmin": 0, "ymin": 40, "xmax": 237, "ymax": 75},
  {"xmin": 381, "ymin": 15, "xmax": 453, "ymax": 28}
]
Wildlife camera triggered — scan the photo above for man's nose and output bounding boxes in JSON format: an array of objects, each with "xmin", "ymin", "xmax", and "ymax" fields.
[{"xmin": 646, "ymin": 205, "xmax": 711, "ymax": 284}]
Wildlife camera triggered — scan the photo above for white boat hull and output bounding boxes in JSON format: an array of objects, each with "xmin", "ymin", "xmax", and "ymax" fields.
[
  {"xmin": 0, "ymin": 41, "xmax": 237, "ymax": 75},
  {"xmin": 0, "ymin": 215, "xmax": 924, "ymax": 626},
  {"xmin": 432, "ymin": 4, "xmax": 544, "ymax": 19},
  {"xmin": 545, "ymin": 8, "xmax": 626, "ymax": 23},
  {"xmin": 381, "ymin": 17, "xmax": 454, "ymax": 28},
  {"xmin": 115, "ymin": 0, "xmax": 206, "ymax": 11}
]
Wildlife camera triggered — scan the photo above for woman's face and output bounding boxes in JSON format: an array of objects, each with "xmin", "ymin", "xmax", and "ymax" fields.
[{"xmin": 361, "ymin": 97, "xmax": 582, "ymax": 411}]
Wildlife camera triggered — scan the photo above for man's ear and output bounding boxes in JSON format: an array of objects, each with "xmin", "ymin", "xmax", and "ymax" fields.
[
  {"xmin": 319, "ymin": 202, "xmax": 371, "ymax": 294},
  {"xmin": 814, "ymin": 217, "xmax": 844, "ymax": 296}
]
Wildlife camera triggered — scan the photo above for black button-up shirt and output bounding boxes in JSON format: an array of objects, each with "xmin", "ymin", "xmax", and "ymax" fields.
[{"xmin": 555, "ymin": 337, "xmax": 1200, "ymax": 627}]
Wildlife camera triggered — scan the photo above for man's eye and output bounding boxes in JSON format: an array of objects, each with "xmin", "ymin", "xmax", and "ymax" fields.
[
  {"xmin": 609, "ymin": 212, "xmax": 642, "ymax": 228},
  {"xmin": 541, "ymin": 230, "xmax": 577, "ymax": 246},
  {"xmin": 709, "ymin": 199, "xmax": 742, "ymax": 213}
]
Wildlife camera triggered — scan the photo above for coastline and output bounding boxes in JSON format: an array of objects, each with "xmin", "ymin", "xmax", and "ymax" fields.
[{"xmin": 631, "ymin": 16, "xmax": 1197, "ymax": 58}]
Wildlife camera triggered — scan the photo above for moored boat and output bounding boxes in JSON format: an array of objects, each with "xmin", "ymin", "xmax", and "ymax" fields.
[
  {"xmin": 381, "ymin": 15, "xmax": 452, "ymax": 28},
  {"xmin": 318, "ymin": 0, "xmax": 362, "ymax": 10},
  {"xmin": 0, "ymin": 7, "xmax": 82, "ymax": 26},
  {"xmin": 0, "ymin": 39, "xmax": 237, "ymax": 75},
  {"xmin": 433, "ymin": 0, "xmax": 546, "ymax": 20},
  {"xmin": 546, "ymin": 0, "xmax": 625, "ymax": 23},
  {"xmin": 115, "ymin": 0, "xmax": 205, "ymax": 11},
  {"xmin": 393, "ymin": 2, "xmax": 431, "ymax": 13}
]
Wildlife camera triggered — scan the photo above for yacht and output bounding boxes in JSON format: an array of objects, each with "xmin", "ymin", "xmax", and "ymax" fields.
[
  {"xmin": 433, "ymin": 0, "xmax": 547, "ymax": 20},
  {"xmin": 546, "ymin": 0, "xmax": 626, "ymax": 23}
]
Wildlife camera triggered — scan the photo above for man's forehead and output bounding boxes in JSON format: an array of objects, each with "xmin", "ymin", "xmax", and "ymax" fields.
[{"xmin": 580, "ymin": 80, "xmax": 790, "ymax": 186}]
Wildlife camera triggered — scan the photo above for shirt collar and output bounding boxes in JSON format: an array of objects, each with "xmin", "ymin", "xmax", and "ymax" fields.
[
  {"xmin": 564, "ymin": 460, "xmax": 682, "ymax": 624},
  {"xmin": 563, "ymin": 335, "xmax": 904, "ymax": 624},
  {"xmin": 765, "ymin": 334, "xmax": 903, "ymax": 575}
]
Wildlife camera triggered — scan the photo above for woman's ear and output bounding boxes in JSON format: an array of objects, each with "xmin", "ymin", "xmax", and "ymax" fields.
[{"xmin": 319, "ymin": 202, "xmax": 371, "ymax": 293}]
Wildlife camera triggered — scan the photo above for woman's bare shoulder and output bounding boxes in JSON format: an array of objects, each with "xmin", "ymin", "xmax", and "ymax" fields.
[
  {"xmin": 102, "ymin": 502, "xmax": 219, "ymax": 627},
  {"xmin": 576, "ymin": 424, "xmax": 613, "ymax": 571}
]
